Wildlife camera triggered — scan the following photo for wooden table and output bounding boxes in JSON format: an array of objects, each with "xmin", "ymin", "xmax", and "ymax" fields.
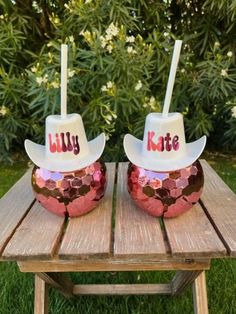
[{"xmin": 0, "ymin": 160, "xmax": 236, "ymax": 314}]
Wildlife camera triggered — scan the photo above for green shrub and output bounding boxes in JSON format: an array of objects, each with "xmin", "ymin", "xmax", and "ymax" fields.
[{"xmin": 0, "ymin": 0, "xmax": 236, "ymax": 162}]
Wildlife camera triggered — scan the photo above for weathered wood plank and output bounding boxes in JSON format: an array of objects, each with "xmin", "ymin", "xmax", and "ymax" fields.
[
  {"xmin": 18, "ymin": 259, "xmax": 210, "ymax": 273},
  {"xmin": 164, "ymin": 202, "xmax": 226, "ymax": 258},
  {"xmin": 36, "ymin": 273, "xmax": 74, "ymax": 298},
  {"xmin": 58, "ymin": 163, "xmax": 116, "ymax": 259},
  {"xmin": 73, "ymin": 284, "xmax": 171, "ymax": 295},
  {"xmin": 114, "ymin": 162, "xmax": 167, "ymax": 258},
  {"xmin": 0, "ymin": 169, "xmax": 34, "ymax": 257},
  {"xmin": 200, "ymin": 159, "xmax": 236, "ymax": 257},
  {"xmin": 2, "ymin": 202, "xmax": 65, "ymax": 260},
  {"xmin": 171, "ymin": 270, "xmax": 202, "ymax": 296},
  {"xmin": 34, "ymin": 275, "xmax": 49, "ymax": 314},
  {"xmin": 193, "ymin": 271, "xmax": 209, "ymax": 314}
]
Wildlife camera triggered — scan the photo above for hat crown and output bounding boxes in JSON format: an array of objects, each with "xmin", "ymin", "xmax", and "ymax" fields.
[
  {"xmin": 142, "ymin": 112, "xmax": 186, "ymax": 161},
  {"xmin": 45, "ymin": 113, "xmax": 89, "ymax": 163}
]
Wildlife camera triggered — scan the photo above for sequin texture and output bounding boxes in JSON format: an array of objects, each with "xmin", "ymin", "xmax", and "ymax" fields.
[
  {"xmin": 32, "ymin": 161, "xmax": 107, "ymax": 217},
  {"xmin": 127, "ymin": 160, "xmax": 204, "ymax": 218}
]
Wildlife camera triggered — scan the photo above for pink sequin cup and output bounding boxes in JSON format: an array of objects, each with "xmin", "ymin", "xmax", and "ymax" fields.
[
  {"xmin": 127, "ymin": 160, "xmax": 204, "ymax": 218},
  {"xmin": 32, "ymin": 160, "xmax": 107, "ymax": 217}
]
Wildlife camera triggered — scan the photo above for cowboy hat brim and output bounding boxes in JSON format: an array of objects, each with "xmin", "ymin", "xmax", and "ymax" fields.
[
  {"xmin": 25, "ymin": 133, "xmax": 106, "ymax": 172},
  {"xmin": 124, "ymin": 134, "xmax": 206, "ymax": 171}
]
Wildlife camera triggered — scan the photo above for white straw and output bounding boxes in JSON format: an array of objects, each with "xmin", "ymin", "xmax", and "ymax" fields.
[
  {"xmin": 60, "ymin": 44, "xmax": 68, "ymax": 118},
  {"xmin": 162, "ymin": 40, "xmax": 182, "ymax": 117}
]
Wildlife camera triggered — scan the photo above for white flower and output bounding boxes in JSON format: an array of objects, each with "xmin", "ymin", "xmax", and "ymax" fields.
[
  {"xmin": 36, "ymin": 77, "xmax": 43, "ymax": 85},
  {"xmin": 107, "ymin": 81, "xmax": 114, "ymax": 89},
  {"xmin": 0, "ymin": 105, "xmax": 7, "ymax": 116},
  {"xmin": 163, "ymin": 32, "xmax": 169, "ymax": 37},
  {"xmin": 143, "ymin": 96, "xmax": 156, "ymax": 109},
  {"xmin": 68, "ymin": 69, "xmax": 76, "ymax": 77},
  {"xmin": 106, "ymin": 114, "xmax": 113, "ymax": 121},
  {"xmin": 150, "ymin": 96, "xmax": 155, "ymax": 104},
  {"xmin": 51, "ymin": 81, "xmax": 60, "ymax": 88},
  {"xmin": 106, "ymin": 22, "xmax": 119, "ymax": 38},
  {"xmin": 127, "ymin": 46, "xmax": 133, "ymax": 53},
  {"xmin": 48, "ymin": 52, "xmax": 54, "ymax": 64},
  {"xmin": 127, "ymin": 46, "xmax": 137, "ymax": 54},
  {"xmin": 149, "ymin": 96, "xmax": 156, "ymax": 109},
  {"xmin": 105, "ymin": 134, "xmax": 110, "ymax": 141},
  {"xmin": 181, "ymin": 68, "xmax": 186, "ymax": 73},
  {"xmin": 101, "ymin": 85, "xmax": 107, "ymax": 92},
  {"xmin": 214, "ymin": 41, "xmax": 220, "ymax": 48},
  {"xmin": 100, "ymin": 23, "xmax": 119, "ymax": 51},
  {"xmin": 135, "ymin": 80, "xmax": 142, "ymax": 91},
  {"xmin": 221, "ymin": 69, "xmax": 228, "ymax": 77},
  {"xmin": 231, "ymin": 106, "xmax": 236, "ymax": 118},
  {"xmin": 36, "ymin": 75, "xmax": 48, "ymax": 85},
  {"xmin": 106, "ymin": 44, "xmax": 113, "ymax": 54},
  {"xmin": 83, "ymin": 30, "xmax": 91, "ymax": 38},
  {"xmin": 0, "ymin": 15, "xmax": 4, "ymax": 20},
  {"xmin": 80, "ymin": 30, "xmax": 92, "ymax": 43},
  {"xmin": 105, "ymin": 34, "xmax": 112, "ymax": 41},
  {"xmin": 227, "ymin": 51, "xmax": 233, "ymax": 58},
  {"xmin": 126, "ymin": 35, "xmax": 135, "ymax": 43},
  {"xmin": 31, "ymin": 66, "xmax": 37, "ymax": 73},
  {"xmin": 54, "ymin": 17, "xmax": 60, "ymax": 24},
  {"xmin": 100, "ymin": 36, "xmax": 107, "ymax": 48},
  {"xmin": 69, "ymin": 35, "xmax": 74, "ymax": 43},
  {"xmin": 101, "ymin": 81, "xmax": 115, "ymax": 92},
  {"xmin": 85, "ymin": 0, "xmax": 92, "ymax": 3}
]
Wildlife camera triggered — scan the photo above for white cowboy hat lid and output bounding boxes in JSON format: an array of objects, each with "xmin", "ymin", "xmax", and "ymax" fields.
[
  {"xmin": 124, "ymin": 112, "xmax": 206, "ymax": 171},
  {"xmin": 25, "ymin": 113, "xmax": 106, "ymax": 172},
  {"xmin": 25, "ymin": 45, "xmax": 106, "ymax": 172}
]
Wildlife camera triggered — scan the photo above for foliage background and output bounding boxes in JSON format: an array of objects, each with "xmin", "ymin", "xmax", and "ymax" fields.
[{"xmin": 0, "ymin": 0, "xmax": 236, "ymax": 162}]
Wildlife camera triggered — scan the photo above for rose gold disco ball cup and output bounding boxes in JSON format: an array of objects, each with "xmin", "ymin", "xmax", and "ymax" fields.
[
  {"xmin": 127, "ymin": 160, "xmax": 204, "ymax": 218},
  {"xmin": 25, "ymin": 45, "xmax": 107, "ymax": 218},
  {"xmin": 124, "ymin": 112, "xmax": 206, "ymax": 218},
  {"xmin": 123, "ymin": 41, "xmax": 206, "ymax": 218},
  {"xmin": 32, "ymin": 160, "xmax": 107, "ymax": 217}
]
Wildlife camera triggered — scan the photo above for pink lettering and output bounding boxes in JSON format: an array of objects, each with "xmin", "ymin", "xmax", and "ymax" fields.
[
  {"xmin": 66, "ymin": 132, "xmax": 73, "ymax": 152},
  {"xmin": 146, "ymin": 131, "xmax": 180, "ymax": 152},
  {"xmin": 49, "ymin": 133, "xmax": 57, "ymax": 153},
  {"xmin": 56, "ymin": 133, "xmax": 62, "ymax": 152},
  {"xmin": 157, "ymin": 136, "xmax": 164, "ymax": 152},
  {"xmin": 72, "ymin": 135, "xmax": 80, "ymax": 155},
  {"xmin": 48, "ymin": 132, "xmax": 80, "ymax": 155},
  {"xmin": 172, "ymin": 135, "xmax": 179, "ymax": 151},
  {"xmin": 165, "ymin": 132, "xmax": 172, "ymax": 151},
  {"xmin": 147, "ymin": 131, "xmax": 157, "ymax": 151},
  {"xmin": 61, "ymin": 133, "xmax": 67, "ymax": 152}
]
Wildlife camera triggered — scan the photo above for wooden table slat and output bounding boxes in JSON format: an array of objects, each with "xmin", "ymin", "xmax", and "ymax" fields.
[
  {"xmin": 2, "ymin": 202, "xmax": 65, "ymax": 260},
  {"xmin": 164, "ymin": 201, "xmax": 227, "ymax": 258},
  {"xmin": 114, "ymin": 162, "xmax": 167, "ymax": 258},
  {"xmin": 200, "ymin": 159, "xmax": 236, "ymax": 257},
  {"xmin": 18, "ymin": 259, "xmax": 211, "ymax": 273},
  {"xmin": 58, "ymin": 163, "xmax": 116, "ymax": 259},
  {"xmin": 0, "ymin": 169, "xmax": 34, "ymax": 256}
]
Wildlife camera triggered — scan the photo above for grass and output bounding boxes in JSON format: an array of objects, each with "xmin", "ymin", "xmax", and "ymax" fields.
[
  {"xmin": 0, "ymin": 152, "xmax": 236, "ymax": 314},
  {"xmin": 0, "ymin": 159, "xmax": 28, "ymax": 198}
]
